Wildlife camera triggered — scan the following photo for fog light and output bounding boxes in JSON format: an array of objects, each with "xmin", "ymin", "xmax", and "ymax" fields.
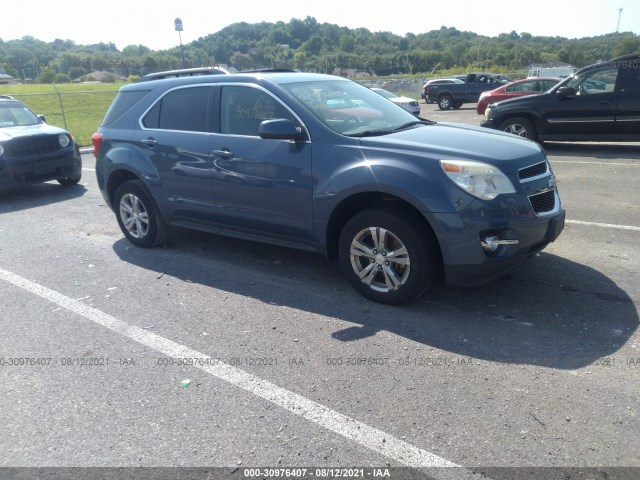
[{"xmin": 481, "ymin": 235, "xmax": 519, "ymax": 252}]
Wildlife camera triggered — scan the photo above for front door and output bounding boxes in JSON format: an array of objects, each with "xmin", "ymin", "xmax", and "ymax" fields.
[
  {"xmin": 211, "ymin": 85, "xmax": 315, "ymax": 245},
  {"xmin": 543, "ymin": 65, "xmax": 620, "ymax": 137}
]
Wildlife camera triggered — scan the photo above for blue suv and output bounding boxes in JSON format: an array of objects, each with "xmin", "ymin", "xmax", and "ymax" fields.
[{"xmin": 93, "ymin": 72, "xmax": 565, "ymax": 305}]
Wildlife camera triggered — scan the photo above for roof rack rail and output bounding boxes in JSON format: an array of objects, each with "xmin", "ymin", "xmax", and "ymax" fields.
[
  {"xmin": 136, "ymin": 66, "xmax": 232, "ymax": 82},
  {"xmin": 239, "ymin": 68, "xmax": 298, "ymax": 73}
]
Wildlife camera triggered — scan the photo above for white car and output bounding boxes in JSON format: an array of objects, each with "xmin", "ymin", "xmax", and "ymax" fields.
[{"xmin": 371, "ymin": 88, "xmax": 421, "ymax": 116}]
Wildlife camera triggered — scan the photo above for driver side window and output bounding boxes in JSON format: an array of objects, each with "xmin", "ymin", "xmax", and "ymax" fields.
[
  {"xmin": 220, "ymin": 86, "xmax": 295, "ymax": 136},
  {"xmin": 574, "ymin": 67, "xmax": 618, "ymax": 95}
]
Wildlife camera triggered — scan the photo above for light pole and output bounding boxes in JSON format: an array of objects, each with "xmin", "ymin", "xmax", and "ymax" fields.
[
  {"xmin": 174, "ymin": 18, "xmax": 185, "ymax": 68},
  {"xmin": 616, "ymin": 8, "xmax": 623, "ymax": 32}
]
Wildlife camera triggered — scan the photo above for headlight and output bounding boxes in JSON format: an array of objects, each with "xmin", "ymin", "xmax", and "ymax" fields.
[
  {"xmin": 484, "ymin": 107, "xmax": 492, "ymax": 120},
  {"xmin": 58, "ymin": 134, "xmax": 70, "ymax": 147},
  {"xmin": 0, "ymin": 145, "xmax": 4, "ymax": 157},
  {"xmin": 440, "ymin": 159, "xmax": 515, "ymax": 200}
]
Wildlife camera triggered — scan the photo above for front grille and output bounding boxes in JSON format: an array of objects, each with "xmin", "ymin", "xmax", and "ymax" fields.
[
  {"xmin": 4, "ymin": 135, "xmax": 64, "ymax": 159},
  {"xmin": 529, "ymin": 189, "xmax": 556, "ymax": 214},
  {"xmin": 518, "ymin": 161, "xmax": 549, "ymax": 181}
]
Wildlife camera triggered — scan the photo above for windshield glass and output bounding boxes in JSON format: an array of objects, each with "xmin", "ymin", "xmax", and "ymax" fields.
[
  {"xmin": 0, "ymin": 102, "xmax": 40, "ymax": 127},
  {"xmin": 282, "ymin": 80, "xmax": 418, "ymax": 135}
]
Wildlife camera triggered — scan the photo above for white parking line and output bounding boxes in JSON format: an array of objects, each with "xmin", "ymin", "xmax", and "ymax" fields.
[
  {"xmin": 0, "ymin": 267, "xmax": 472, "ymax": 476},
  {"xmin": 566, "ymin": 219, "xmax": 640, "ymax": 232},
  {"xmin": 551, "ymin": 160, "xmax": 638, "ymax": 167}
]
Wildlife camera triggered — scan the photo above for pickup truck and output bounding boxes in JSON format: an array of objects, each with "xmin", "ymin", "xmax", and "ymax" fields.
[{"xmin": 427, "ymin": 72, "xmax": 508, "ymax": 110}]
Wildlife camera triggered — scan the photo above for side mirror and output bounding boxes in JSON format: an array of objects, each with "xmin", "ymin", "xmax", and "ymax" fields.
[
  {"xmin": 259, "ymin": 118, "xmax": 306, "ymax": 140},
  {"xmin": 37, "ymin": 114, "xmax": 47, "ymax": 122},
  {"xmin": 556, "ymin": 86, "xmax": 576, "ymax": 99}
]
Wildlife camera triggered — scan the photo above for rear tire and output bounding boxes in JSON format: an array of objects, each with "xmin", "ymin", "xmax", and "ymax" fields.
[
  {"xmin": 114, "ymin": 180, "xmax": 168, "ymax": 248},
  {"xmin": 338, "ymin": 208, "xmax": 438, "ymax": 305},
  {"xmin": 438, "ymin": 95, "xmax": 453, "ymax": 110}
]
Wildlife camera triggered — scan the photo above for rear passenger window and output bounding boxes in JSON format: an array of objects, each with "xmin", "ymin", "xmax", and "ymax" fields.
[
  {"xmin": 143, "ymin": 86, "xmax": 211, "ymax": 132},
  {"xmin": 102, "ymin": 90, "xmax": 151, "ymax": 126}
]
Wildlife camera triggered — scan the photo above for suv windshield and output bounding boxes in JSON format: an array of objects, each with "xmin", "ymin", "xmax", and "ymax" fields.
[
  {"xmin": 0, "ymin": 102, "xmax": 40, "ymax": 127},
  {"xmin": 282, "ymin": 80, "xmax": 416, "ymax": 135}
]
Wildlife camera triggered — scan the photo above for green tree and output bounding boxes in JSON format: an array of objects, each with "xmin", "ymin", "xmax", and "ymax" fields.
[
  {"xmin": 613, "ymin": 37, "xmax": 640, "ymax": 57},
  {"xmin": 38, "ymin": 68, "xmax": 56, "ymax": 83},
  {"xmin": 54, "ymin": 73, "xmax": 71, "ymax": 83}
]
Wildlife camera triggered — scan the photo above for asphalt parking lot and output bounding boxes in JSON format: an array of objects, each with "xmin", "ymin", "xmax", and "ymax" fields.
[{"xmin": 0, "ymin": 103, "xmax": 638, "ymax": 480}]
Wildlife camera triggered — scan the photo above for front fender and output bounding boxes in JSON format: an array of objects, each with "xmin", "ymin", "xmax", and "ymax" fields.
[
  {"xmin": 312, "ymin": 154, "xmax": 473, "ymax": 247},
  {"xmin": 315, "ymin": 157, "xmax": 467, "ymax": 214}
]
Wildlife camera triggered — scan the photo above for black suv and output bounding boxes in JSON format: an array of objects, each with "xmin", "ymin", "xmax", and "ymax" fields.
[
  {"xmin": 0, "ymin": 96, "xmax": 82, "ymax": 191},
  {"xmin": 481, "ymin": 53, "xmax": 640, "ymax": 142},
  {"xmin": 94, "ymin": 72, "xmax": 564, "ymax": 305}
]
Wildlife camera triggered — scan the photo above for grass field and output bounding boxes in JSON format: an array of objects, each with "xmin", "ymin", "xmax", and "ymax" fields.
[{"xmin": 0, "ymin": 83, "xmax": 121, "ymax": 147}]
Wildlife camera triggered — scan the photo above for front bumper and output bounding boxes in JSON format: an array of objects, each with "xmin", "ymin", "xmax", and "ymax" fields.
[
  {"xmin": 0, "ymin": 148, "xmax": 82, "ymax": 191},
  {"xmin": 480, "ymin": 119, "xmax": 497, "ymax": 130},
  {"xmin": 431, "ymin": 190, "xmax": 565, "ymax": 287},
  {"xmin": 443, "ymin": 209, "xmax": 565, "ymax": 286}
]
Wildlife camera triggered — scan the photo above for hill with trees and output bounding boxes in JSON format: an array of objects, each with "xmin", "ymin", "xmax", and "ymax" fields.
[{"xmin": 1, "ymin": 17, "xmax": 639, "ymax": 82}]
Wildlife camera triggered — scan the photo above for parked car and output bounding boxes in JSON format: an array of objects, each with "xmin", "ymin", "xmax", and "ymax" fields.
[
  {"xmin": 476, "ymin": 77, "xmax": 562, "ymax": 115},
  {"xmin": 93, "ymin": 72, "xmax": 565, "ymax": 305},
  {"xmin": 427, "ymin": 72, "xmax": 509, "ymax": 110},
  {"xmin": 421, "ymin": 78, "xmax": 464, "ymax": 103},
  {"xmin": 0, "ymin": 95, "xmax": 81, "ymax": 191},
  {"xmin": 371, "ymin": 87, "xmax": 421, "ymax": 115},
  {"xmin": 481, "ymin": 53, "xmax": 640, "ymax": 142}
]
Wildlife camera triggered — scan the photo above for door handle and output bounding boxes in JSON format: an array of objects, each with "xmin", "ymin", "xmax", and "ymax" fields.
[
  {"xmin": 212, "ymin": 149, "xmax": 234, "ymax": 158},
  {"xmin": 141, "ymin": 138, "xmax": 158, "ymax": 147}
]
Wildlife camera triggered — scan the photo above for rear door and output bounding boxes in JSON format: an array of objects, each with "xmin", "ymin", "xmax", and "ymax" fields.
[
  {"xmin": 542, "ymin": 65, "xmax": 619, "ymax": 136},
  {"xmin": 135, "ymin": 85, "xmax": 218, "ymax": 228},
  {"xmin": 614, "ymin": 60, "xmax": 640, "ymax": 136}
]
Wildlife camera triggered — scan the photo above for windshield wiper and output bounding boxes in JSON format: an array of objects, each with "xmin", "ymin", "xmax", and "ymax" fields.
[
  {"xmin": 351, "ymin": 119, "xmax": 436, "ymax": 138},
  {"xmin": 350, "ymin": 128, "xmax": 395, "ymax": 137},
  {"xmin": 394, "ymin": 119, "xmax": 435, "ymax": 131}
]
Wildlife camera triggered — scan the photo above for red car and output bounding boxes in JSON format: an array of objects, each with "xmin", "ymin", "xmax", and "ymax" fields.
[{"xmin": 476, "ymin": 77, "xmax": 562, "ymax": 115}]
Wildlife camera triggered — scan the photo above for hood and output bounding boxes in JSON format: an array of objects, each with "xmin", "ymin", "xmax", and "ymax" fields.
[
  {"xmin": 390, "ymin": 96, "xmax": 418, "ymax": 104},
  {"xmin": 359, "ymin": 122, "xmax": 544, "ymax": 174},
  {"xmin": 0, "ymin": 123, "xmax": 69, "ymax": 141},
  {"xmin": 487, "ymin": 90, "xmax": 552, "ymax": 111}
]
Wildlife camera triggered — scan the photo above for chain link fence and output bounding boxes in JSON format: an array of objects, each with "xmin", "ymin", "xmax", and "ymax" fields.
[{"xmin": 3, "ymin": 89, "xmax": 118, "ymax": 147}]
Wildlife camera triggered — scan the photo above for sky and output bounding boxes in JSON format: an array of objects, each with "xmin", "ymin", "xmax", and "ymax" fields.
[{"xmin": 3, "ymin": 0, "xmax": 639, "ymax": 52}]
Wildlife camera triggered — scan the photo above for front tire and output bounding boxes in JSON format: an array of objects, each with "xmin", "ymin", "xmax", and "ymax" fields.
[
  {"xmin": 498, "ymin": 117, "xmax": 536, "ymax": 140},
  {"xmin": 57, "ymin": 174, "xmax": 81, "ymax": 186},
  {"xmin": 338, "ymin": 208, "xmax": 438, "ymax": 305},
  {"xmin": 114, "ymin": 180, "xmax": 167, "ymax": 248}
]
